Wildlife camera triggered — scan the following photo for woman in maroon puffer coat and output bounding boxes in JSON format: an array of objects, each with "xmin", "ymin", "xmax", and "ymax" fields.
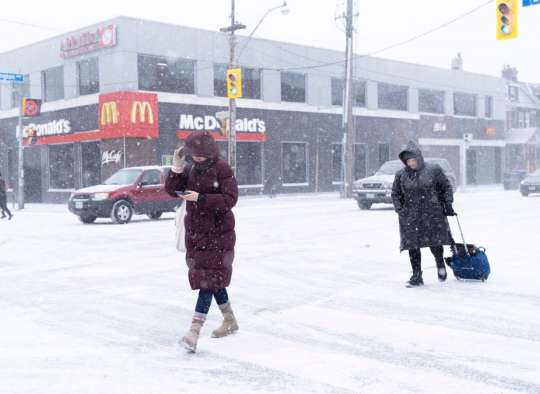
[{"xmin": 165, "ymin": 132, "xmax": 239, "ymax": 353}]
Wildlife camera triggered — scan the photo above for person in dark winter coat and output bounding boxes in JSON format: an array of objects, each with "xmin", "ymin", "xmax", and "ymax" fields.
[
  {"xmin": 0, "ymin": 173, "xmax": 13, "ymax": 220},
  {"xmin": 165, "ymin": 131, "xmax": 239, "ymax": 352},
  {"xmin": 391, "ymin": 141, "xmax": 455, "ymax": 287}
]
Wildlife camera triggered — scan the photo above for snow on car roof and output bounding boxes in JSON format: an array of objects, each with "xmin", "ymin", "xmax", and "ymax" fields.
[{"xmin": 123, "ymin": 165, "xmax": 171, "ymax": 171}]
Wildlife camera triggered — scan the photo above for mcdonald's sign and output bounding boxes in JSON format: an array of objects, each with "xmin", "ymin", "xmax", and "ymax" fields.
[
  {"xmin": 130, "ymin": 101, "xmax": 154, "ymax": 124},
  {"xmin": 100, "ymin": 101, "xmax": 119, "ymax": 126},
  {"xmin": 98, "ymin": 92, "xmax": 159, "ymax": 139}
]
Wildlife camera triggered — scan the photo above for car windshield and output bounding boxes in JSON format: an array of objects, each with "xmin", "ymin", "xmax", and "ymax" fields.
[
  {"xmin": 103, "ymin": 169, "xmax": 143, "ymax": 185},
  {"xmin": 530, "ymin": 169, "xmax": 540, "ymax": 177},
  {"xmin": 376, "ymin": 161, "xmax": 404, "ymax": 175}
]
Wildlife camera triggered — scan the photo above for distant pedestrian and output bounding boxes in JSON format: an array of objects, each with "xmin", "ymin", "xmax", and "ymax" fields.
[
  {"xmin": 165, "ymin": 132, "xmax": 239, "ymax": 353},
  {"xmin": 391, "ymin": 142, "xmax": 455, "ymax": 287},
  {"xmin": 0, "ymin": 172, "xmax": 13, "ymax": 220}
]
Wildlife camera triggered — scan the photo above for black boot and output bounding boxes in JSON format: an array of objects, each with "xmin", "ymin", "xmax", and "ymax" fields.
[
  {"xmin": 436, "ymin": 258, "xmax": 447, "ymax": 282},
  {"xmin": 406, "ymin": 260, "xmax": 424, "ymax": 287}
]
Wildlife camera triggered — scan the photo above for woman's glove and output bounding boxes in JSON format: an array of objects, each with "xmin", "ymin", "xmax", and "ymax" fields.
[
  {"xmin": 443, "ymin": 203, "xmax": 456, "ymax": 216},
  {"xmin": 171, "ymin": 147, "xmax": 186, "ymax": 174}
]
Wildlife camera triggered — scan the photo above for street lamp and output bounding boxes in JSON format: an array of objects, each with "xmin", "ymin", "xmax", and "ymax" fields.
[
  {"xmin": 220, "ymin": 1, "xmax": 289, "ymax": 174},
  {"xmin": 237, "ymin": 1, "xmax": 289, "ymax": 61}
]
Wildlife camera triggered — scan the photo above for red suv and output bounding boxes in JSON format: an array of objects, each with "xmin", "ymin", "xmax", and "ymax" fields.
[{"xmin": 68, "ymin": 166, "xmax": 180, "ymax": 224}]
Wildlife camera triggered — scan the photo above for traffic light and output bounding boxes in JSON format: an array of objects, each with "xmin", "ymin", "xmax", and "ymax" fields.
[
  {"xmin": 226, "ymin": 68, "xmax": 242, "ymax": 99},
  {"xmin": 497, "ymin": 0, "xmax": 518, "ymax": 40}
]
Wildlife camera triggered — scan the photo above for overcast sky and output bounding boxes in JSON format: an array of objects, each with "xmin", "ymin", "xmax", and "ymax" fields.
[{"xmin": 0, "ymin": 0, "xmax": 538, "ymax": 82}]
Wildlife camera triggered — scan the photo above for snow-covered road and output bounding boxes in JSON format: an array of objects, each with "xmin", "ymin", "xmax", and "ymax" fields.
[{"xmin": 1, "ymin": 190, "xmax": 539, "ymax": 394}]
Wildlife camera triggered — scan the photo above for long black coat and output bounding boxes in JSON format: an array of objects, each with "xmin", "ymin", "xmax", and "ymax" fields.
[{"xmin": 391, "ymin": 142, "xmax": 453, "ymax": 251}]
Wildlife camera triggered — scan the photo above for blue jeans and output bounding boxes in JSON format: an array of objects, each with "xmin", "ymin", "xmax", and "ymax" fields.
[{"xmin": 195, "ymin": 288, "xmax": 229, "ymax": 315}]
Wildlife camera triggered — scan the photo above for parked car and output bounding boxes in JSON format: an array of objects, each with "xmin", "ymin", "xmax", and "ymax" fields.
[
  {"xmin": 520, "ymin": 169, "xmax": 540, "ymax": 197},
  {"xmin": 68, "ymin": 166, "xmax": 181, "ymax": 224},
  {"xmin": 352, "ymin": 158, "xmax": 457, "ymax": 210},
  {"xmin": 504, "ymin": 170, "xmax": 528, "ymax": 190}
]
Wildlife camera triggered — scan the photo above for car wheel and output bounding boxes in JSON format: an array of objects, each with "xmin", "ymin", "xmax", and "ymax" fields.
[
  {"xmin": 111, "ymin": 200, "xmax": 133, "ymax": 224},
  {"xmin": 79, "ymin": 215, "xmax": 97, "ymax": 224},
  {"xmin": 521, "ymin": 192, "xmax": 529, "ymax": 197},
  {"xmin": 147, "ymin": 212, "xmax": 163, "ymax": 220},
  {"xmin": 357, "ymin": 200, "xmax": 372, "ymax": 210}
]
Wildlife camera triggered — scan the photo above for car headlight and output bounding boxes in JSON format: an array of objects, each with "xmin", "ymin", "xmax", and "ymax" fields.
[
  {"xmin": 69, "ymin": 193, "xmax": 75, "ymax": 200},
  {"xmin": 92, "ymin": 193, "xmax": 110, "ymax": 201},
  {"xmin": 384, "ymin": 182, "xmax": 393, "ymax": 189}
]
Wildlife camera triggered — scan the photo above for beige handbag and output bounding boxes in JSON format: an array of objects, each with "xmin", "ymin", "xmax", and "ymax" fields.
[{"xmin": 175, "ymin": 202, "xmax": 187, "ymax": 252}]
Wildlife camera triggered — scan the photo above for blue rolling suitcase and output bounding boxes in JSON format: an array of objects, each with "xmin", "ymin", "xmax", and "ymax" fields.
[{"xmin": 445, "ymin": 215, "xmax": 491, "ymax": 281}]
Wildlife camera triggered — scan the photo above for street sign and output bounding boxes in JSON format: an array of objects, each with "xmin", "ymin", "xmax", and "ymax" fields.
[
  {"xmin": 0, "ymin": 72, "xmax": 24, "ymax": 82},
  {"xmin": 523, "ymin": 0, "xmax": 540, "ymax": 7}
]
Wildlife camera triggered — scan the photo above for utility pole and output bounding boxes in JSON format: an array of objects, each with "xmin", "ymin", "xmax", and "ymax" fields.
[
  {"xmin": 341, "ymin": 0, "xmax": 355, "ymax": 198},
  {"xmin": 17, "ymin": 104, "xmax": 24, "ymax": 209},
  {"xmin": 220, "ymin": 0, "xmax": 245, "ymax": 173}
]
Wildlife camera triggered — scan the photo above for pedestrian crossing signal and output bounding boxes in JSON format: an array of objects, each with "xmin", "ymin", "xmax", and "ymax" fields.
[
  {"xmin": 226, "ymin": 68, "xmax": 242, "ymax": 99},
  {"xmin": 497, "ymin": 0, "xmax": 518, "ymax": 40}
]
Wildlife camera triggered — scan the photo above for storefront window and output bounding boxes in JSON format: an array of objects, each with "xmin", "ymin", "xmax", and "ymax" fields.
[
  {"xmin": 378, "ymin": 83, "xmax": 408, "ymax": 111},
  {"xmin": 237, "ymin": 142, "xmax": 263, "ymax": 186},
  {"xmin": 11, "ymin": 75, "xmax": 30, "ymax": 109},
  {"xmin": 331, "ymin": 78, "xmax": 366, "ymax": 107},
  {"xmin": 379, "ymin": 143, "xmax": 390, "ymax": 167},
  {"xmin": 419, "ymin": 89, "xmax": 445, "ymax": 114},
  {"xmin": 332, "ymin": 143, "xmax": 342, "ymax": 182},
  {"xmin": 485, "ymin": 96, "xmax": 493, "ymax": 118},
  {"xmin": 214, "ymin": 64, "xmax": 228, "ymax": 97},
  {"xmin": 242, "ymin": 67, "xmax": 261, "ymax": 99},
  {"xmin": 214, "ymin": 64, "xmax": 261, "ymax": 99},
  {"xmin": 281, "ymin": 72, "xmax": 306, "ymax": 103},
  {"xmin": 282, "ymin": 142, "xmax": 308, "ymax": 185},
  {"xmin": 81, "ymin": 142, "xmax": 101, "ymax": 187},
  {"xmin": 78, "ymin": 58, "xmax": 100, "ymax": 96},
  {"xmin": 454, "ymin": 92, "xmax": 477, "ymax": 117},
  {"xmin": 42, "ymin": 66, "xmax": 65, "ymax": 102},
  {"xmin": 217, "ymin": 141, "xmax": 229, "ymax": 161},
  {"xmin": 138, "ymin": 54, "xmax": 195, "ymax": 94},
  {"xmin": 49, "ymin": 144, "xmax": 74, "ymax": 189}
]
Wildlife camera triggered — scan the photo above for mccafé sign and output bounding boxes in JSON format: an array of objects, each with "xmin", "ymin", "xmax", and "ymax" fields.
[
  {"xmin": 177, "ymin": 114, "xmax": 267, "ymax": 142},
  {"xmin": 98, "ymin": 92, "xmax": 159, "ymax": 139},
  {"xmin": 60, "ymin": 25, "xmax": 117, "ymax": 59}
]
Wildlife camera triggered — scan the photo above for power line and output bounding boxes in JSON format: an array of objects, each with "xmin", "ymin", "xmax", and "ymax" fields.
[
  {"xmin": 0, "ymin": 18, "xmax": 61, "ymax": 32},
  {"xmin": 269, "ymin": 0, "xmax": 495, "ymax": 72}
]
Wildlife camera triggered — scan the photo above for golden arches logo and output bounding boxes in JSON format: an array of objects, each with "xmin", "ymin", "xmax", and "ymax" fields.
[
  {"xmin": 131, "ymin": 101, "xmax": 154, "ymax": 124},
  {"xmin": 101, "ymin": 101, "xmax": 119, "ymax": 125}
]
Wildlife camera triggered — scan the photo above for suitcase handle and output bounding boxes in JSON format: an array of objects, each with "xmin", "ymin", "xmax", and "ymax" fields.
[
  {"xmin": 454, "ymin": 214, "xmax": 470, "ymax": 256},
  {"xmin": 449, "ymin": 214, "xmax": 471, "ymax": 257}
]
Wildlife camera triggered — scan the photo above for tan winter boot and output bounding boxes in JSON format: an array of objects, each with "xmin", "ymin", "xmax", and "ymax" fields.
[
  {"xmin": 212, "ymin": 302, "xmax": 239, "ymax": 338},
  {"xmin": 181, "ymin": 317, "xmax": 205, "ymax": 353}
]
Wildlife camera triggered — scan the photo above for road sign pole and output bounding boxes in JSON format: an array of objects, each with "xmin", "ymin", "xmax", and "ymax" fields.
[{"xmin": 17, "ymin": 105, "xmax": 24, "ymax": 210}]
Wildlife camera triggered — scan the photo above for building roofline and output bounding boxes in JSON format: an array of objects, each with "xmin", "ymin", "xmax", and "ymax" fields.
[{"xmin": 0, "ymin": 16, "xmax": 506, "ymax": 83}]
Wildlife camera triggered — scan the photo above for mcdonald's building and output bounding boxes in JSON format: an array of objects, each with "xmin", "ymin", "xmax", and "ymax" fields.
[{"xmin": 0, "ymin": 17, "xmax": 511, "ymax": 203}]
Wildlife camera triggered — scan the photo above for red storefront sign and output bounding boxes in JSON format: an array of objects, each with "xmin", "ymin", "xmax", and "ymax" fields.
[
  {"xmin": 176, "ymin": 114, "xmax": 267, "ymax": 142},
  {"xmin": 98, "ymin": 91, "xmax": 159, "ymax": 139},
  {"xmin": 60, "ymin": 25, "xmax": 117, "ymax": 59},
  {"xmin": 24, "ymin": 92, "xmax": 159, "ymax": 146}
]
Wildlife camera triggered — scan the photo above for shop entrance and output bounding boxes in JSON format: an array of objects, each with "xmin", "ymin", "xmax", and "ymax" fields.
[
  {"xmin": 23, "ymin": 148, "xmax": 42, "ymax": 203},
  {"xmin": 466, "ymin": 149, "xmax": 478, "ymax": 185},
  {"xmin": 82, "ymin": 142, "xmax": 101, "ymax": 187}
]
